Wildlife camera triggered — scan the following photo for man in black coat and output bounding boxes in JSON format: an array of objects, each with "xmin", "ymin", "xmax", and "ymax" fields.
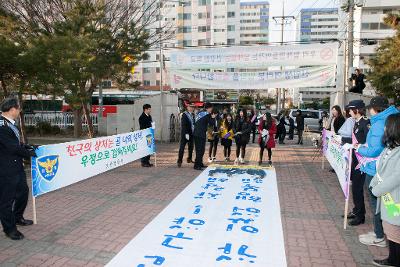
[
  {"xmin": 139, "ymin": 104, "xmax": 153, "ymax": 167},
  {"xmin": 193, "ymin": 102, "xmax": 213, "ymax": 170},
  {"xmin": 0, "ymin": 98, "xmax": 36, "ymax": 240},
  {"xmin": 349, "ymin": 69, "xmax": 366, "ymax": 94},
  {"xmin": 177, "ymin": 103, "xmax": 195, "ymax": 167},
  {"xmin": 295, "ymin": 110, "xmax": 305, "ymax": 145},
  {"xmin": 287, "ymin": 115, "xmax": 295, "ymax": 140}
]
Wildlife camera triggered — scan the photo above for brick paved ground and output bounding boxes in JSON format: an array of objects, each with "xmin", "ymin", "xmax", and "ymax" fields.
[{"xmin": 0, "ymin": 137, "xmax": 388, "ymax": 267}]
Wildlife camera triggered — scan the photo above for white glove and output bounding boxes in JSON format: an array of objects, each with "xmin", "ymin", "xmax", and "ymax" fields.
[
  {"xmin": 342, "ymin": 143, "xmax": 353, "ymax": 151},
  {"xmin": 151, "ymin": 122, "xmax": 156, "ymax": 129},
  {"xmin": 185, "ymin": 134, "xmax": 190, "ymax": 141}
]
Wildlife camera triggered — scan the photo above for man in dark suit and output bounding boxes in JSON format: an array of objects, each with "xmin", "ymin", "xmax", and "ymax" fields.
[
  {"xmin": 139, "ymin": 104, "xmax": 153, "ymax": 167},
  {"xmin": 0, "ymin": 98, "xmax": 36, "ymax": 240},
  {"xmin": 193, "ymin": 102, "xmax": 213, "ymax": 170},
  {"xmin": 177, "ymin": 103, "xmax": 195, "ymax": 167},
  {"xmin": 295, "ymin": 110, "xmax": 305, "ymax": 145}
]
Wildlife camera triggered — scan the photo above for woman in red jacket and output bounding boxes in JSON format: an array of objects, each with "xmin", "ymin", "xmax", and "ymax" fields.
[{"xmin": 258, "ymin": 112, "xmax": 277, "ymax": 166}]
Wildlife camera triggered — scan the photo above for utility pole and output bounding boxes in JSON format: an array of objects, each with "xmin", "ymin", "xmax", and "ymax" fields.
[
  {"xmin": 273, "ymin": 0, "xmax": 295, "ymax": 115},
  {"xmin": 347, "ymin": 0, "xmax": 354, "ymax": 76}
]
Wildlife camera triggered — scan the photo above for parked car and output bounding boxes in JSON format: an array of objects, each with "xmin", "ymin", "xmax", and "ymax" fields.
[{"xmin": 286, "ymin": 109, "xmax": 324, "ymax": 132}]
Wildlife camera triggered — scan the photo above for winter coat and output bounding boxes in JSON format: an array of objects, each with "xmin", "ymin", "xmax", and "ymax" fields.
[
  {"xmin": 233, "ymin": 117, "xmax": 251, "ymax": 145},
  {"xmin": 258, "ymin": 118, "xmax": 277, "ymax": 149},
  {"xmin": 358, "ymin": 106, "xmax": 399, "ymax": 176},
  {"xmin": 220, "ymin": 119, "xmax": 234, "ymax": 147},
  {"xmin": 296, "ymin": 115, "xmax": 305, "ymax": 131},
  {"xmin": 207, "ymin": 117, "xmax": 221, "ymax": 141}
]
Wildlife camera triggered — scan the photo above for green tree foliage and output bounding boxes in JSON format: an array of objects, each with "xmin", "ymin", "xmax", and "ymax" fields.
[{"xmin": 368, "ymin": 13, "xmax": 400, "ymax": 104}]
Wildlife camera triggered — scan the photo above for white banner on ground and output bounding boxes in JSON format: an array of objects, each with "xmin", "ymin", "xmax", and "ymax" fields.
[
  {"xmin": 106, "ymin": 166, "xmax": 286, "ymax": 267},
  {"xmin": 31, "ymin": 128, "xmax": 156, "ymax": 197},
  {"xmin": 171, "ymin": 65, "xmax": 335, "ymax": 89},
  {"xmin": 322, "ymin": 129, "xmax": 352, "ymax": 199},
  {"xmin": 170, "ymin": 43, "xmax": 338, "ymax": 69}
]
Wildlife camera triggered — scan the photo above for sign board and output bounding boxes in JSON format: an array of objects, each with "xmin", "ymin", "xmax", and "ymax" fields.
[
  {"xmin": 31, "ymin": 128, "xmax": 155, "ymax": 197},
  {"xmin": 204, "ymin": 90, "xmax": 239, "ymax": 102},
  {"xmin": 170, "ymin": 43, "xmax": 338, "ymax": 69},
  {"xmin": 106, "ymin": 166, "xmax": 286, "ymax": 267},
  {"xmin": 171, "ymin": 66, "xmax": 336, "ymax": 89}
]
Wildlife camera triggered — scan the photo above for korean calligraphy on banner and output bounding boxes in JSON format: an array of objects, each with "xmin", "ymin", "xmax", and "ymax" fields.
[
  {"xmin": 170, "ymin": 43, "xmax": 338, "ymax": 69},
  {"xmin": 322, "ymin": 129, "xmax": 352, "ymax": 199},
  {"xmin": 171, "ymin": 66, "xmax": 336, "ymax": 89},
  {"xmin": 106, "ymin": 166, "xmax": 286, "ymax": 267},
  {"xmin": 31, "ymin": 128, "xmax": 156, "ymax": 197}
]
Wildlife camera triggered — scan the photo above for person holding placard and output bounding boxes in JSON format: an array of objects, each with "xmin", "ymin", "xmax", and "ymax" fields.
[
  {"xmin": 139, "ymin": 104, "xmax": 153, "ymax": 167},
  {"xmin": 258, "ymin": 112, "xmax": 277, "ymax": 166},
  {"xmin": 0, "ymin": 98, "xmax": 36, "ymax": 240}
]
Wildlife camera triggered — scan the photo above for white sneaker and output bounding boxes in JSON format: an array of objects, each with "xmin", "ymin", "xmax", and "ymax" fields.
[
  {"xmin": 208, "ymin": 157, "xmax": 213, "ymax": 163},
  {"xmin": 212, "ymin": 157, "xmax": 217, "ymax": 162},
  {"xmin": 234, "ymin": 158, "xmax": 239, "ymax": 165},
  {"xmin": 239, "ymin": 157, "xmax": 245, "ymax": 164},
  {"xmin": 359, "ymin": 231, "xmax": 375, "ymax": 241},
  {"xmin": 225, "ymin": 157, "xmax": 229, "ymax": 162},
  {"xmin": 359, "ymin": 235, "xmax": 387, "ymax": 247}
]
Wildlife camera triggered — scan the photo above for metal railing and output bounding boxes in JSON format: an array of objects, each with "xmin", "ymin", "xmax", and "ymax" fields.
[{"xmin": 24, "ymin": 112, "xmax": 98, "ymax": 128}]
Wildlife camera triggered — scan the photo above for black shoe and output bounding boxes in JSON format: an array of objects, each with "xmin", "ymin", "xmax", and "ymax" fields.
[
  {"xmin": 258, "ymin": 161, "xmax": 262, "ymax": 166},
  {"xmin": 201, "ymin": 164, "xmax": 207, "ymax": 168},
  {"xmin": 5, "ymin": 230, "xmax": 24, "ymax": 240},
  {"xmin": 177, "ymin": 162, "xmax": 182, "ymax": 168},
  {"xmin": 187, "ymin": 159, "xmax": 193, "ymax": 163},
  {"xmin": 372, "ymin": 258, "xmax": 395, "ymax": 267},
  {"xmin": 16, "ymin": 218, "xmax": 33, "ymax": 226},
  {"xmin": 148, "ymin": 163, "xmax": 154, "ymax": 167},
  {"xmin": 348, "ymin": 216, "xmax": 365, "ymax": 226},
  {"xmin": 341, "ymin": 212, "xmax": 356, "ymax": 219},
  {"xmin": 194, "ymin": 166, "xmax": 204, "ymax": 171},
  {"xmin": 268, "ymin": 160, "xmax": 272, "ymax": 166}
]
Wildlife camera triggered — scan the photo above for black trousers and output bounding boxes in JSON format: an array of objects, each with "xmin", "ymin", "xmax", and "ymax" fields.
[
  {"xmin": 236, "ymin": 143, "xmax": 247, "ymax": 158},
  {"xmin": 223, "ymin": 146, "xmax": 231, "ymax": 158},
  {"xmin": 388, "ymin": 240, "xmax": 400, "ymax": 267},
  {"xmin": 208, "ymin": 138, "xmax": 219, "ymax": 158},
  {"xmin": 0, "ymin": 171, "xmax": 29, "ymax": 234},
  {"xmin": 141, "ymin": 155, "xmax": 151, "ymax": 165},
  {"xmin": 278, "ymin": 130, "xmax": 286, "ymax": 144},
  {"xmin": 177, "ymin": 136, "xmax": 193, "ymax": 163},
  {"xmin": 288, "ymin": 127, "xmax": 294, "ymax": 139},
  {"xmin": 351, "ymin": 166, "xmax": 366, "ymax": 218},
  {"xmin": 259, "ymin": 147, "xmax": 272, "ymax": 162},
  {"xmin": 297, "ymin": 130, "xmax": 304, "ymax": 144},
  {"xmin": 252, "ymin": 127, "xmax": 256, "ymax": 143},
  {"xmin": 194, "ymin": 137, "xmax": 206, "ymax": 168}
]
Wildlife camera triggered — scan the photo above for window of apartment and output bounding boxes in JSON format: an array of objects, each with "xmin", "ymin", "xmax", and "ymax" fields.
[
  {"xmin": 156, "ymin": 54, "xmax": 160, "ymax": 60},
  {"xmin": 379, "ymin": 23, "xmax": 391, "ymax": 30},
  {"xmin": 198, "ymin": 0, "xmax": 211, "ymax": 6},
  {"xmin": 156, "ymin": 80, "xmax": 160, "ymax": 86},
  {"xmin": 227, "ymin": 38, "xmax": 235, "ymax": 45},
  {"xmin": 183, "ymin": 40, "xmax": 192, "ymax": 46},
  {"xmin": 370, "ymin": 23, "xmax": 379, "ymax": 30},
  {"xmin": 227, "ymin": 12, "xmax": 235, "ymax": 18},
  {"xmin": 227, "ymin": 25, "xmax": 235, "ymax": 31},
  {"xmin": 198, "ymin": 12, "xmax": 210, "ymax": 19},
  {"xmin": 143, "ymin": 68, "xmax": 151, "ymax": 73},
  {"xmin": 214, "ymin": 15, "xmax": 225, "ymax": 19},
  {"xmin": 143, "ymin": 80, "xmax": 151, "ymax": 86},
  {"xmin": 214, "ymin": 1, "xmax": 225, "ymax": 5},
  {"xmin": 228, "ymin": 0, "xmax": 235, "ymax": 4},
  {"xmin": 198, "ymin": 26, "xmax": 210, "ymax": 32},
  {"xmin": 214, "ymin": 29, "xmax": 225, "ymax": 32},
  {"xmin": 178, "ymin": 13, "xmax": 191, "ymax": 20},
  {"xmin": 198, "ymin": 39, "xmax": 208, "ymax": 46},
  {"xmin": 156, "ymin": 67, "xmax": 160, "ymax": 73},
  {"xmin": 101, "ymin": 80, "xmax": 112, "ymax": 88}
]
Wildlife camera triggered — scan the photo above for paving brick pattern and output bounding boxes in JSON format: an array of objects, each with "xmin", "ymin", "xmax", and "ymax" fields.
[{"xmin": 0, "ymin": 139, "xmax": 387, "ymax": 266}]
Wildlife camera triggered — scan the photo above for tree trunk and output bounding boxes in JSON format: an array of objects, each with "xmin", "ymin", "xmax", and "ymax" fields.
[
  {"xmin": 73, "ymin": 108, "xmax": 83, "ymax": 138},
  {"xmin": 82, "ymin": 101, "xmax": 94, "ymax": 138}
]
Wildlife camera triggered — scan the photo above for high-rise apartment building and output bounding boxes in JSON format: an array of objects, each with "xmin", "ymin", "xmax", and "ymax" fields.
[
  {"xmin": 297, "ymin": 8, "xmax": 339, "ymax": 42},
  {"xmin": 240, "ymin": 1, "xmax": 269, "ymax": 45}
]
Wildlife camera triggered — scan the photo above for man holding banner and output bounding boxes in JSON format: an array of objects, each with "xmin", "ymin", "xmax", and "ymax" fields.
[
  {"xmin": 0, "ymin": 98, "xmax": 36, "ymax": 240},
  {"xmin": 139, "ymin": 104, "xmax": 154, "ymax": 167}
]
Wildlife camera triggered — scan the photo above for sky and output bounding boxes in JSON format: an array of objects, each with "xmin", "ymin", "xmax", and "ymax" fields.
[{"xmin": 241, "ymin": 0, "xmax": 341, "ymax": 43}]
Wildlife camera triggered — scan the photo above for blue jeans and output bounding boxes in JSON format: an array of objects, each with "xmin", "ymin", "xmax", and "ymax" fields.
[{"xmin": 366, "ymin": 174, "xmax": 384, "ymax": 239}]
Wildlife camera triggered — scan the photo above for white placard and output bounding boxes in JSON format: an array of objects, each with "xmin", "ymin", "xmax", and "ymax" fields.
[{"xmin": 106, "ymin": 166, "xmax": 286, "ymax": 267}]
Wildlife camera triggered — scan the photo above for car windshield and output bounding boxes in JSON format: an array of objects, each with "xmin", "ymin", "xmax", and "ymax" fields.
[{"xmin": 304, "ymin": 111, "xmax": 319, "ymax": 119}]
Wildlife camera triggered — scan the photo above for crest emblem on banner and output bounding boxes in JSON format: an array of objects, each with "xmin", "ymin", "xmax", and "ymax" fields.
[
  {"xmin": 146, "ymin": 134, "xmax": 153, "ymax": 148},
  {"xmin": 37, "ymin": 155, "xmax": 59, "ymax": 181}
]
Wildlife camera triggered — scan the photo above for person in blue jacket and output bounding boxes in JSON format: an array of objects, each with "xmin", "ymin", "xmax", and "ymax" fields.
[{"xmin": 356, "ymin": 96, "xmax": 399, "ymax": 248}]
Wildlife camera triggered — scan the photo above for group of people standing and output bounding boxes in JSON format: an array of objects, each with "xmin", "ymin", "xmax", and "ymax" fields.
[
  {"xmin": 276, "ymin": 110, "xmax": 305, "ymax": 145},
  {"xmin": 326, "ymin": 97, "xmax": 400, "ymax": 267},
  {"xmin": 177, "ymin": 103, "xmax": 280, "ymax": 170}
]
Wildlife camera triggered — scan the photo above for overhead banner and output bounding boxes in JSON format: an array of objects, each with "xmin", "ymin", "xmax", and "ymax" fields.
[
  {"xmin": 170, "ymin": 43, "xmax": 338, "ymax": 69},
  {"xmin": 171, "ymin": 65, "xmax": 335, "ymax": 89},
  {"xmin": 106, "ymin": 166, "xmax": 286, "ymax": 267},
  {"xmin": 31, "ymin": 128, "xmax": 155, "ymax": 197},
  {"xmin": 322, "ymin": 129, "xmax": 352, "ymax": 199}
]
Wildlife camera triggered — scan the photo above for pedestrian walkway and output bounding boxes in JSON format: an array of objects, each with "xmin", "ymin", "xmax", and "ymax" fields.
[{"xmin": 0, "ymin": 141, "xmax": 387, "ymax": 266}]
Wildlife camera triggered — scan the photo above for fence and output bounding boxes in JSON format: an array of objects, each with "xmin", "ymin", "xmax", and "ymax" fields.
[{"xmin": 24, "ymin": 112, "xmax": 98, "ymax": 128}]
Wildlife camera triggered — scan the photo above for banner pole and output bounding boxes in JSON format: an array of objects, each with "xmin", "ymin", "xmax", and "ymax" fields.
[
  {"xmin": 32, "ymin": 196, "xmax": 37, "ymax": 224},
  {"xmin": 343, "ymin": 197, "xmax": 349, "ymax": 230},
  {"xmin": 344, "ymin": 148, "xmax": 353, "ymax": 230}
]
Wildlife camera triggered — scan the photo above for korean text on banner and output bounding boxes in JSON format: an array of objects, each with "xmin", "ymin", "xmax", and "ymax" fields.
[
  {"xmin": 106, "ymin": 166, "xmax": 286, "ymax": 267},
  {"xmin": 170, "ymin": 43, "xmax": 338, "ymax": 69},
  {"xmin": 171, "ymin": 66, "xmax": 336, "ymax": 90},
  {"xmin": 31, "ymin": 128, "xmax": 156, "ymax": 197},
  {"xmin": 322, "ymin": 129, "xmax": 351, "ymax": 198}
]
